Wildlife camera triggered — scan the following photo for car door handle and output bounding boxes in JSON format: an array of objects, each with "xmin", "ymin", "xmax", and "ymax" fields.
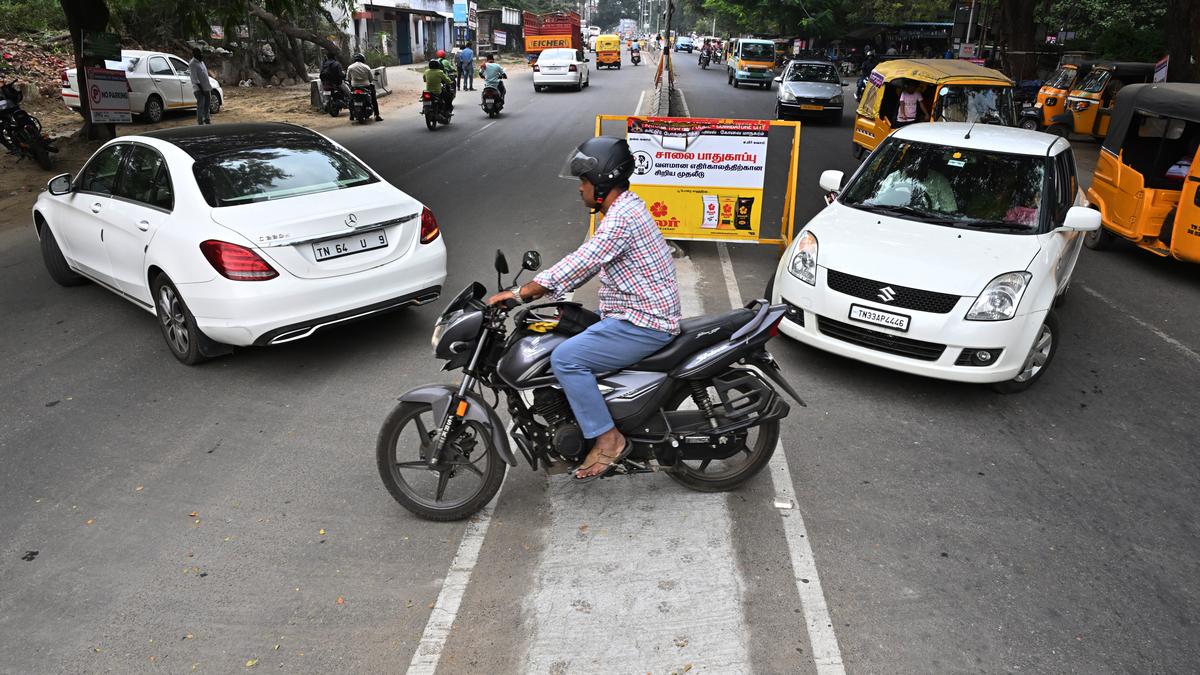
[
  {"xmin": 91, "ymin": 202, "xmax": 102, "ymax": 213},
  {"xmin": 137, "ymin": 220, "xmax": 150, "ymax": 232}
]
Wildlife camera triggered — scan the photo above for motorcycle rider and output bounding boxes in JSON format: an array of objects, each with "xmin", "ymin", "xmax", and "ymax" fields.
[
  {"xmin": 487, "ymin": 137, "xmax": 681, "ymax": 481},
  {"xmin": 437, "ymin": 49, "xmax": 457, "ymax": 91},
  {"xmin": 319, "ymin": 51, "xmax": 351, "ymax": 105},
  {"xmin": 698, "ymin": 39, "xmax": 712, "ymax": 65},
  {"xmin": 345, "ymin": 52, "xmax": 383, "ymax": 121},
  {"xmin": 424, "ymin": 58, "xmax": 454, "ymax": 116},
  {"xmin": 479, "ymin": 53, "xmax": 507, "ymax": 100}
]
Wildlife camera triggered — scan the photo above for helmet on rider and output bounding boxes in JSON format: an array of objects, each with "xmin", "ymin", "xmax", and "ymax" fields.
[
  {"xmin": 353, "ymin": 52, "xmax": 365, "ymax": 63},
  {"xmin": 437, "ymin": 49, "xmax": 446, "ymax": 58},
  {"xmin": 560, "ymin": 136, "xmax": 635, "ymax": 208},
  {"xmin": 428, "ymin": 58, "xmax": 442, "ymax": 69}
]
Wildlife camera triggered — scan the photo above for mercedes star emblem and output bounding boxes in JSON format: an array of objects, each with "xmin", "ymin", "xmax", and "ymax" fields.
[{"xmin": 344, "ymin": 213, "xmax": 358, "ymax": 228}]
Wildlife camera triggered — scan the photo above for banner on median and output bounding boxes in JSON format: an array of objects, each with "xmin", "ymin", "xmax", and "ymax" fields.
[
  {"xmin": 626, "ymin": 116, "xmax": 769, "ymax": 241},
  {"xmin": 84, "ymin": 67, "xmax": 131, "ymax": 123}
]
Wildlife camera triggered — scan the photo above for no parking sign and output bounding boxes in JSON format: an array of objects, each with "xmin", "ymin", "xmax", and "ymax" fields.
[{"xmin": 84, "ymin": 68, "xmax": 131, "ymax": 124}]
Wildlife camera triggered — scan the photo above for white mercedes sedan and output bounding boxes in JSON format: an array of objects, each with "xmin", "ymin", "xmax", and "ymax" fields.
[
  {"xmin": 32, "ymin": 123, "xmax": 447, "ymax": 364},
  {"xmin": 770, "ymin": 123, "xmax": 1100, "ymax": 392}
]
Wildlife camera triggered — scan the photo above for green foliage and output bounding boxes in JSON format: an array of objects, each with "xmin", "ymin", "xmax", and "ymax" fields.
[
  {"xmin": 0, "ymin": 0, "xmax": 68, "ymax": 34},
  {"xmin": 362, "ymin": 45, "xmax": 397, "ymax": 68},
  {"xmin": 1039, "ymin": 0, "xmax": 1167, "ymax": 55},
  {"xmin": 1092, "ymin": 23, "xmax": 1166, "ymax": 62},
  {"xmin": 852, "ymin": 0, "xmax": 948, "ymax": 24}
]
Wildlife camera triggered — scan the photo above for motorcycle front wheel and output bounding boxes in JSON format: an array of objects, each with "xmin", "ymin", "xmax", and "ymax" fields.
[
  {"xmin": 662, "ymin": 385, "xmax": 779, "ymax": 492},
  {"xmin": 376, "ymin": 401, "xmax": 506, "ymax": 521}
]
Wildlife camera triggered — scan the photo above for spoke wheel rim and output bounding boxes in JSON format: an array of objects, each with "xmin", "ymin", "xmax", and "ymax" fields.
[
  {"xmin": 157, "ymin": 285, "xmax": 190, "ymax": 355},
  {"xmin": 386, "ymin": 405, "xmax": 492, "ymax": 510},
  {"xmin": 1014, "ymin": 323, "xmax": 1053, "ymax": 383}
]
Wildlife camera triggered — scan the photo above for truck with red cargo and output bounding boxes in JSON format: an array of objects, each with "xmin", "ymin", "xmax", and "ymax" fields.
[{"xmin": 523, "ymin": 10, "xmax": 582, "ymax": 55}]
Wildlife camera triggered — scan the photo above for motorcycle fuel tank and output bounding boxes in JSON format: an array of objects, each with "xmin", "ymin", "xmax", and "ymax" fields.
[{"xmin": 497, "ymin": 334, "xmax": 568, "ymax": 389}]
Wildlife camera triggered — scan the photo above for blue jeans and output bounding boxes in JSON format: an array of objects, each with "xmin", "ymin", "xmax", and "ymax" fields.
[
  {"xmin": 550, "ymin": 318, "xmax": 674, "ymax": 439},
  {"xmin": 194, "ymin": 89, "xmax": 211, "ymax": 125}
]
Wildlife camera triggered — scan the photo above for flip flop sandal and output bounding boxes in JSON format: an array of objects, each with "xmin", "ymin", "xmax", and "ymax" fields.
[{"xmin": 572, "ymin": 439, "xmax": 633, "ymax": 484}]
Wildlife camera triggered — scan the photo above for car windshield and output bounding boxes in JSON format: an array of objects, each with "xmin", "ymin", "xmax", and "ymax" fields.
[
  {"xmin": 786, "ymin": 64, "xmax": 838, "ymax": 83},
  {"xmin": 194, "ymin": 142, "xmax": 377, "ymax": 207},
  {"xmin": 935, "ymin": 85, "xmax": 1016, "ymax": 125},
  {"xmin": 839, "ymin": 139, "xmax": 1047, "ymax": 233},
  {"xmin": 1078, "ymin": 68, "xmax": 1110, "ymax": 93},
  {"xmin": 741, "ymin": 43, "xmax": 773, "ymax": 61},
  {"xmin": 538, "ymin": 49, "xmax": 576, "ymax": 62},
  {"xmin": 1044, "ymin": 66, "xmax": 1076, "ymax": 90}
]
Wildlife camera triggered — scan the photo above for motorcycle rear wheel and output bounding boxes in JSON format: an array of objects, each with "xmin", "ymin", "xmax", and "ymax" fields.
[
  {"xmin": 426, "ymin": 114, "xmax": 438, "ymax": 130},
  {"xmin": 376, "ymin": 401, "xmax": 506, "ymax": 521},
  {"xmin": 662, "ymin": 385, "xmax": 779, "ymax": 493}
]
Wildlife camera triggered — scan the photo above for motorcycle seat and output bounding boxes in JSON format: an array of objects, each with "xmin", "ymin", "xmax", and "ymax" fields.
[{"xmin": 633, "ymin": 308, "xmax": 755, "ymax": 372}]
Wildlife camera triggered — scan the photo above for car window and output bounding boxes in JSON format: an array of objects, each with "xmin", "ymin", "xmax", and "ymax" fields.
[
  {"xmin": 193, "ymin": 141, "xmax": 378, "ymax": 207},
  {"xmin": 169, "ymin": 57, "xmax": 190, "ymax": 76},
  {"xmin": 116, "ymin": 145, "xmax": 173, "ymax": 211},
  {"xmin": 1053, "ymin": 152, "xmax": 1077, "ymax": 221},
  {"xmin": 149, "ymin": 56, "xmax": 174, "ymax": 76},
  {"xmin": 740, "ymin": 43, "xmax": 773, "ymax": 61},
  {"xmin": 840, "ymin": 139, "xmax": 1048, "ymax": 233},
  {"xmin": 77, "ymin": 144, "xmax": 129, "ymax": 196}
]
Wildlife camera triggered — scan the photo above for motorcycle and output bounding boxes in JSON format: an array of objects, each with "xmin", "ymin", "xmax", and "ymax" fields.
[
  {"xmin": 376, "ymin": 250, "xmax": 805, "ymax": 521},
  {"xmin": 631, "ymin": 49, "xmax": 642, "ymax": 66},
  {"xmin": 699, "ymin": 52, "xmax": 710, "ymax": 69},
  {"xmin": 1, "ymin": 80, "xmax": 56, "ymax": 170},
  {"xmin": 349, "ymin": 84, "xmax": 373, "ymax": 123},
  {"xmin": 421, "ymin": 90, "xmax": 453, "ymax": 130},
  {"xmin": 322, "ymin": 82, "xmax": 347, "ymax": 117},
  {"xmin": 480, "ymin": 85, "xmax": 504, "ymax": 117}
]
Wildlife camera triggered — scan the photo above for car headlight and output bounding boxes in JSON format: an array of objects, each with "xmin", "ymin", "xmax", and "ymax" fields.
[
  {"xmin": 780, "ymin": 89, "xmax": 796, "ymax": 102},
  {"xmin": 966, "ymin": 272, "xmax": 1032, "ymax": 321},
  {"xmin": 788, "ymin": 231, "xmax": 818, "ymax": 285},
  {"xmin": 830, "ymin": 94, "xmax": 843, "ymax": 106}
]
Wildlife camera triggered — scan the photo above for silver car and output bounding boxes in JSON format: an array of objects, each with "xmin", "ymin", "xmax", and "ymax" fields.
[{"xmin": 774, "ymin": 60, "xmax": 844, "ymax": 124}]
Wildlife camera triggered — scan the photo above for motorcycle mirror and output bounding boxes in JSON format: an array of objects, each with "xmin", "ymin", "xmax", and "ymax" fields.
[
  {"xmin": 521, "ymin": 250, "xmax": 541, "ymax": 271},
  {"xmin": 47, "ymin": 173, "xmax": 72, "ymax": 196},
  {"xmin": 494, "ymin": 249, "xmax": 509, "ymax": 274}
]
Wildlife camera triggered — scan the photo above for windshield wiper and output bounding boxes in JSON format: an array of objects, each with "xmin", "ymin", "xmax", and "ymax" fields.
[
  {"xmin": 956, "ymin": 219, "xmax": 1032, "ymax": 232},
  {"xmin": 851, "ymin": 203, "xmax": 957, "ymax": 224}
]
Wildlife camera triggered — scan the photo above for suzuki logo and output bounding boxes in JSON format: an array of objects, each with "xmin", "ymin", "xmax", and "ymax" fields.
[
  {"xmin": 344, "ymin": 213, "xmax": 358, "ymax": 228},
  {"xmin": 877, "ymin": 286, "xmax": 896, "ymax": 302}
]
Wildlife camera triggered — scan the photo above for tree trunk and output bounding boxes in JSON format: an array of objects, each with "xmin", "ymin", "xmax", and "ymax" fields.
[
  {"xmin": 59, "ymin": 0, "xmax": 115, "ymax": 141},
  {"xmin": 1165, "ymin": 0, "xmax": 1199, "ymax": 83},
  {"xmin": 247, "ymin": 3, "xmax": 346, "ymax": 66},
  {"xmin": 993, "ymin": 0, "xmax": 1038, "ymax": 81}
]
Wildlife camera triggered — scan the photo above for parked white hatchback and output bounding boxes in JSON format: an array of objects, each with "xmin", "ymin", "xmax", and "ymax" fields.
[
  {"xmin": 770, "ymin": 123, "xmax": 1100, "ymax": 392},
  {"xmin": 62, "ymin": 49, "xmax": 224, "ymax": 123},
  {"xmin": 32, "ymin": 123, "xmax": 447, "ymax": 364}
]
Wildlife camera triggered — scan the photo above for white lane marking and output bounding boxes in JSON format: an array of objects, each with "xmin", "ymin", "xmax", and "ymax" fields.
[
  {"xmin": 523, "ymin": 254, "xmax": 748, "ymax": 674},
  {"xmin": 468, "ymin": 120, "xmax": 497, "ymax": 139},
  {"xmin": 407, "ymin": 488, "xmax": 502, "ymax": 674},
  {"xmin": 635, "ymin": 90, "xmax": 646, "ymax": 116},
  {"xmin": 718, "ymin": 241, "xmax": 846, "ymax": 673},
  {"xmin": 1079, "ymin": 284, "xmax": 1200, "ymax": 364}
]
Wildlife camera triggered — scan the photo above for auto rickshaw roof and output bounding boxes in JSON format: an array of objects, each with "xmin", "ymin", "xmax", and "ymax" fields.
[
  {"xmin": 871, "ymin": 59, "xmax": 1012, "ymax": 85},
  {"xmin": 1090, "ymin": 62, "xmax": 1157, "ymax": 79},
  {"xmin": 1102, "ymin": 83, "xmax": 1200, "ymax": 155}
]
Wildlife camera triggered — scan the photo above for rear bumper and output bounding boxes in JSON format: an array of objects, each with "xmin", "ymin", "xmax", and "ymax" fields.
[
  {"xmin": 253, "ymin": 286, "xmax": 442, "ymax": 345},
  {"xmin": 533, "ymin": 72, "xmax": 583, "ymax": 86}
]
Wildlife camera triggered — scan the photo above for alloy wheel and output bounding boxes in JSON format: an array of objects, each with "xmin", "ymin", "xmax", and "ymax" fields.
[
  {"xmin": 157, "ymin": 284, "xmax": 190, "ymax": 355},
  {"xmin": 1013, "ymin": 323, "xmax": 1053, "ymax": 383}
]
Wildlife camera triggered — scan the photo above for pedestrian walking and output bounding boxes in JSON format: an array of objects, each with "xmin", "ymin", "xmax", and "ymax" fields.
[
  {"xmin": 458, "ymin": 43, "xmax": 475, "ymax": 90},
  {"xmin": 188, "ymin": 48, "xmax": 212, "ymax": 125}
]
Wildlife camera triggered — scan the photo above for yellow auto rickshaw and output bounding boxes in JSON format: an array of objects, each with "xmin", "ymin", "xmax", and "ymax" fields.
[
  {"xmin": 596, "ymin": 34, "xmax": 621, "ymax": 69},
  {"xmin": 1053, "ymin": 61, "xmax": 1155, "ymax": 139},
  {"xmin": 1085, "ymin": 83, "xmax": 1200, "ymax": 264},
  {"xmin": 853, "ymin": 59, "xmax": 1014, "ymax": 158},
  {"xmin": 1018, "ymin": 61, "xmax": 1095, "ymax": 133}
]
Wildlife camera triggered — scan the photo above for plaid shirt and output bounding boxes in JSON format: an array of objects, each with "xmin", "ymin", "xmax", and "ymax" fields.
[{"xmin": 534, "ymin": 191, "xmax": 682, "ymax": 334}]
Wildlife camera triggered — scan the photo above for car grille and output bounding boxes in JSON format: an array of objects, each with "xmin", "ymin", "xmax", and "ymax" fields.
[
  {"xmin": 817, "ymin": 316, "xmax": 946, "ymax": 361},
  {"xmin": 791, "ymin": 97, "xmax": 832, "ymax": 106},
  {"xmin": 826, "ymin": 269, "xmax": 961, "ymax": 314}
]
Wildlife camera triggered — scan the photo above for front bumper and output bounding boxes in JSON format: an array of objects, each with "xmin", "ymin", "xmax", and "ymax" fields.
[
  {"xmin": 734, "ymin": 69, "xmax": 773, "ymax": 82},
  {"xmin": 772, "ymin": 266, "xmax": 1045, "ymax": 384},
  {"xmin": 778, "ymin": 99, "xmax": 841, "ymax": 114},
  {"xmin": 183, "ymin": 238, "xmax": 447, "ymax": 346}
]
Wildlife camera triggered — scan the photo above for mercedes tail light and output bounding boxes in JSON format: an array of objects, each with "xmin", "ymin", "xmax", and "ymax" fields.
[
  {"xmin": 420, "ymin": 207, "xmax": 440, "ymax": 244},
  {"xmin": 199, "ymin": 240, "xmax": 278, "ymax": 281}
]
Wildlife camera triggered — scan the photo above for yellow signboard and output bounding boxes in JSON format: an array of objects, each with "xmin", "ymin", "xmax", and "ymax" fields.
[{"xmin": 525, "ymin": 34, "xmax": 572, "ymax": 52}]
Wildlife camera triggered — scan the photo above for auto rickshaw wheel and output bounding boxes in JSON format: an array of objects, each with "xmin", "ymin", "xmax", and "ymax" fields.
[
  {"xmin": 1018, "ymin": 117, "xmax": 1039, "ymax": 131},
  {"xmin": 1045, "ymin": 124, "xmax": 1070, "ymax": 139}
]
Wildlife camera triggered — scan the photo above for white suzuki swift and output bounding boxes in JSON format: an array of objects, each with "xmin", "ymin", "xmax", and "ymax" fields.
[
  {"xmin": 770, "ymin": 123, "xmax": 1101, "ymax": 392},
  {"xmin": 32, "ymin": 123, "xmax": 447, "ymax": 364}
]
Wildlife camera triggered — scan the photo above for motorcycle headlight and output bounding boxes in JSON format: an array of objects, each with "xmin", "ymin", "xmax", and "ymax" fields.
[
  {"xmin": 966, "ymin": 272, "xmax": 1032, "ymax": 321},
  {"xmin": 780, "ymin": 89, "xmax": 796, "ymax": 102},
  {"xmin": 788, "ymin": 231, "xmax": 818, "ymax": 285},
  {"xmin": 431, "ymin": 318, "xmax": 448, "ymax": 350}
]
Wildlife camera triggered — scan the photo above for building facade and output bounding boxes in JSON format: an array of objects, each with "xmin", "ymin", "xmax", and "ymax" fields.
[{"xmin": 328, "ymin": 0, "xmax": 455, "ymax": 65}]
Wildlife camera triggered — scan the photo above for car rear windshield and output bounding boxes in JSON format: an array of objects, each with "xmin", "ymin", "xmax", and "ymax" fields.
[
  {"xmin": 538, "ymin": 49, "xmax": 576, "ymax": 61},
  {"xmin": 840, "ymin": 139, "xmax": 1047, "ymax": 233},
  {"xmin": 193, "ymin": 142, "xmax": 377, "ymax": 207}
]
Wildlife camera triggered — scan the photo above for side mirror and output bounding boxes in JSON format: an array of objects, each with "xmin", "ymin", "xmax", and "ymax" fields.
[
  {"xmin": 842, "ymin": 80, "xmax": 849, "ymax": 87},
  {"xmin": 494, "ymin": 249, "xmax": 509, "ymax": 274},
  {"xmin": 1060, "ymin": 206, "xmax": 1101, "ymax": 232},
  {"xmin": 773, "ymin": 76, "xmax": 782, "ymax": 83},
  {"xmin": 818, "ymin": 169, "xmax": 844, "ymax": 194},
  {"xmin": 521, "ymin": 250, "xmax": 542, "ymax": 271},
  {"xmin": 47, "ymin": 173, "xmax": 72, "ymax": 195}
]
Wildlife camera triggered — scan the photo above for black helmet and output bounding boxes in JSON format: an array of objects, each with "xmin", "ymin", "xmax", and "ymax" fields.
[
  {"xmin": 561, "ymin": 136, "xmax": 635, "ymax": 204},
  {"xmin": 429, "ymin": 59, "xmax": 441, "ymax": 70},
  {"xmin": 353, "ymin": 52, "xmax": 365, "ymax": 63}
]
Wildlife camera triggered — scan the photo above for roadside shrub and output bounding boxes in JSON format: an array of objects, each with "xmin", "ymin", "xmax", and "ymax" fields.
[
  {"xmin": 0, "ymin": 0, "xmax": 67, "ymax": 35},
  {"xmin": 363, "ymin": 47, "xmax": 397, "ymax": 69}
]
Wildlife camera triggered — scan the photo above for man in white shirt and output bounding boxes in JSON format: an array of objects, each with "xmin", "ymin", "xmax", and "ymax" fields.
[
  {"xmin": 345, "ymin": 52, "xmax": 383, "ymax": 121},
  {"xmin": 187, "ymin": 48, "xmax": 212, "ymax": 125}
]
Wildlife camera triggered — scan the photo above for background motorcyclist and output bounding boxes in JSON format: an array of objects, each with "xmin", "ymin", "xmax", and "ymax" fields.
[
  {"xmin": 345, "ymin": 52, "xmax": 383, "ymax": 121},
  {"xmin": 424, "ymin": 58, "xmax": 454, "ymax": 113},
  {"xmin": 486, "ymin": 137, "xmax": 682, "ymax": 481},
  {"xmin": 699, "ymin": 39, "xmax": 712, "ymax": 65},
  {"xmin": 479, "ymin": 54, "xmax": 507, "ymax": 100},
  {"xmin": 319, "ymin": 51, "xmax": 351, "ymax": 103},
  {"xmin": 437, "ymin": 49, "xmax": 457, "ymax": 91}
]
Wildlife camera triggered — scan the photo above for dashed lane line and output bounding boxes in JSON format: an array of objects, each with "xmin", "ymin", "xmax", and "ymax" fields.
[{"xmin": 1079, "ymin": 284, "xmax": 1200, "ymax": 365}]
